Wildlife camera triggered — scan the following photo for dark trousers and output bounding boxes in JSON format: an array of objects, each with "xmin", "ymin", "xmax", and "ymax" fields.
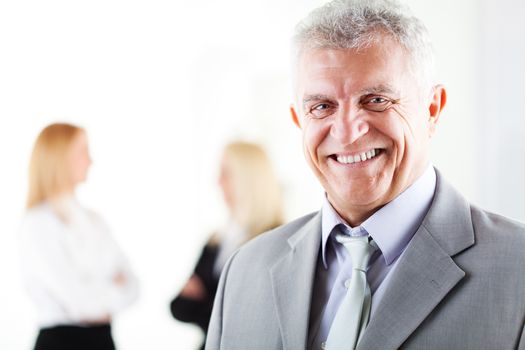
[{"xmin": 34, "ymin": 324, "xmax": 115, "ymax": 350}]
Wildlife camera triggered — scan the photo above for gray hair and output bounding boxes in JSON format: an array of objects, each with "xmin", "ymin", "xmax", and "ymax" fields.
[{"xmin": 293, "ymin": 0, "xmax": 436, "ymax": 91}]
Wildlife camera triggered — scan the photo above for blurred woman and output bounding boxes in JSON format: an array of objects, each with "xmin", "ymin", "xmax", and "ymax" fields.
[
  {"xmin": 19, "ymin": 123, "xmax": 139, "ymax": 350},
  {"xmin": 170, "ymin": 141, "xmax": 284, "ymax": 349}
]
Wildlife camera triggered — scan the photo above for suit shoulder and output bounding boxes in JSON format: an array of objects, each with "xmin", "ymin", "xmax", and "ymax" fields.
[
  {"xmin": 231, "ymin": 211, "xmax": 319, "ymax": 264},
  {"xmin": 470, "ymin": 205, "xmax": 525, "ymax": 238},
  {"xmin": 470, "ymin": 205, "xmax": 525, "ymax": 258},
  {"xmin": 243, "ymin": 211, "xmax": 318, "ymax": 247}
]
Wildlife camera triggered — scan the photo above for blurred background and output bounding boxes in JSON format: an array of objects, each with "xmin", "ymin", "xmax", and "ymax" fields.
[{"xmin": 1, "ymin": 0, "xmax": 524, "ymax": 348}]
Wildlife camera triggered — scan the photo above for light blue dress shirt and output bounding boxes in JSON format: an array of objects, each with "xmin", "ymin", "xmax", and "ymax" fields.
[{"xmin": 308, "ymin": 166, "xmax": 437, "ymax": 350}]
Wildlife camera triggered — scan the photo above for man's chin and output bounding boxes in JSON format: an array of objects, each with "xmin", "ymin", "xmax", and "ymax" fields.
[{"xmin": 328, "ymin": 186, "xmax": 384, "ymax": 208}]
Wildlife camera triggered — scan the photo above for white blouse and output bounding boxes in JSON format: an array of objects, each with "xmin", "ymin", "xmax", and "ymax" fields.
[{"xmin": 19, "ymin": 198, "xmax": 139, "ymax": 328}]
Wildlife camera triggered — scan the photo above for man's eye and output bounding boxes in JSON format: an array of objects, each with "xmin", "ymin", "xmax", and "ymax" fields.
[
  {"xmin": 370, "ymin": 97, "xmax": 388, "ymax": 104},
  {"xmin": 308, "ymin": 103, "xmax": 334, "ymax": 119},
  {"xmin": 362, "ymin": 96, "xmax": 395, "ymax": 112}
]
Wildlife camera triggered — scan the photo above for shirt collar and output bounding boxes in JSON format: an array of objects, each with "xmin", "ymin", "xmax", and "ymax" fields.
[{"xmin": 320, "ymin": 165, "xmax": 437, "ymax": 268}]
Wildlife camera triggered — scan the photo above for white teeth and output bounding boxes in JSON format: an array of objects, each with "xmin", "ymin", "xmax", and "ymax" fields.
[{"xmin": 336, "ymin": 149, "xmax": 380, "ymax": 164}]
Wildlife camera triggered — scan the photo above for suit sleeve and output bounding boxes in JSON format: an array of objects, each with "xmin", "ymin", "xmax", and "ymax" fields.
[
  {"xmin": 170, "ymin": 244, "xmax": 219, "ymax": 331},
  {"xmin": 204, "ymin": 250, "xmax": 239, "ymax": 350},
  {"xmin": 170, "ymin": 296, "xmax": 214, "ymax": 331}
]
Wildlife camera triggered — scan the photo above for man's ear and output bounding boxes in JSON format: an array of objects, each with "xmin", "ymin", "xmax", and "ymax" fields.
[
  {"xmin": 290, "ymin": 105, "xmax": 301, "ymax": 129},
  {"xmin": 428, "ymin": 84, "xmax": 447, "ymax": 136}
]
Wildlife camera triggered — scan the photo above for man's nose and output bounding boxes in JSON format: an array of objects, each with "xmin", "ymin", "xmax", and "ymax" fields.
[{"xmin": 330, "ymin": 107, "xmax": 369, "ymax": 144}]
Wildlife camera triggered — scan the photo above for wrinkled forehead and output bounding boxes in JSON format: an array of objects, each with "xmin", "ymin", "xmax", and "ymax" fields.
[{"xmin": 294, "ymin": 39, "xmax": 413, "ymax": 98}]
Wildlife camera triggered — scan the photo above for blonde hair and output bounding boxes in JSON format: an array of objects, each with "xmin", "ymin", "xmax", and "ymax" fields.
[
  {"xmin": 27, "ymin": 123, "xmax": 84, "ymax": 208},
  {"xmin": 222, "ymin": 142, "xmax": 284, "ymax": 241}
]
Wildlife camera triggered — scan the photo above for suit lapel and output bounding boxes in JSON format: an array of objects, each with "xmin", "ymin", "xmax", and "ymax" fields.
[
  {"xmin": 270, "ymin": 212, "xmax": 322, "ymax": 350},
  {"xmin": 357, "ymin": 171, "xmax": 475, "ymax": 350},
  {"xmin": 357, "ymin": 226, "xmax": 465, "ymax": 349}
]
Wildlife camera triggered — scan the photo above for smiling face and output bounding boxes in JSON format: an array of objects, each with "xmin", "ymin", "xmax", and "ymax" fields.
[{"xmin": 292, "ymin": 37, "xmax": 445, "ymax": 225}]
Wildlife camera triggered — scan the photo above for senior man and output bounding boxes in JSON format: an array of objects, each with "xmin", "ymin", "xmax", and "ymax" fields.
[{"xmin": 206, "ymin": 0, "xmax": 525, "ymax": 349}]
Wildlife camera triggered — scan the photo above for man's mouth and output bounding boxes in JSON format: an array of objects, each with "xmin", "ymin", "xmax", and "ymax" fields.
[{"xmin": 332, "ymin": 148, "xmax": 383, "ymax": 164}]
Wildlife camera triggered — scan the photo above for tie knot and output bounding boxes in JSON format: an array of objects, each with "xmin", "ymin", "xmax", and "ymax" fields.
[{"xmin": 335, "ymin": 234, "xmax": 377, "ymax": 271}]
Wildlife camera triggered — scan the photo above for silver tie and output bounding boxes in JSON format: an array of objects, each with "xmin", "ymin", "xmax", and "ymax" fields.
[{"xmin": 325, "ymin": 234, "xmax": 378, "ymax": 350}]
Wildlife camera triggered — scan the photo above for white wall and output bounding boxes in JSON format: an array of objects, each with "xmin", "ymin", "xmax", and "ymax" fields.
[
  {"xmin": 403, "ymin": 0, "xmax": 481, "ymax": 202},
  {"xmin": 477, "ymin": 0, "xmax": 525, "ymax": 221},
  {"xmin": 0, "ymin": 0, "xmax": 523, "ymax": 349}
]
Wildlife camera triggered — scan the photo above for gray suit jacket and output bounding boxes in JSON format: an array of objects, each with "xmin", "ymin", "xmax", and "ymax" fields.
[{"xmin": 206, "ymin": 172, "xmax": 525, "ymax": 349}]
